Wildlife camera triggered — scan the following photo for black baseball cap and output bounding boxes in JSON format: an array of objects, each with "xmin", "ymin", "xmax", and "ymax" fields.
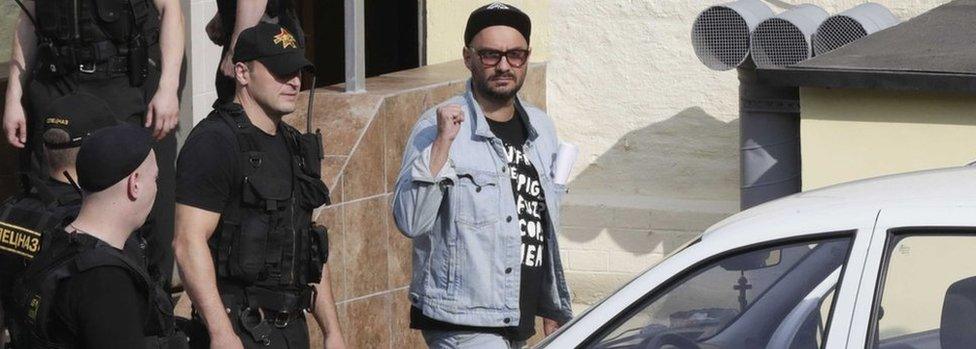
[
  {"xmin": 233, "ymin": 22, "xmax": 313, "ymax": 76},
  {"xmin": 464, "ymin": 2, "xmax": 531, "ymax": 46},
  {"xmin": 42, "ymin": 93, "xmax": 118, "ymax": 149},
  {"xmin": 76, "ymin": 123, "xmax": 154, "ymax": 193}
]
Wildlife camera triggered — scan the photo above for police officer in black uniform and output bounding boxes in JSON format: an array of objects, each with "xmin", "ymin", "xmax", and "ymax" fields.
[
  {"xmin": 174, "ymin": 23, "xmax": 345, "ymax": 349},
  {"xmin": 9, "ymin": 123, "xmax": 188, "ymax": 349},
  {"xmin": 0, "ymin": 93, "xmax": 114, "ymax": 343},
  {"xmin": 205, "ymin": 0, "xmax": 304, "ymax": 105},
  {"xmin": 1, "ymin": 0, "xmax": 185, "ymax": 289}
]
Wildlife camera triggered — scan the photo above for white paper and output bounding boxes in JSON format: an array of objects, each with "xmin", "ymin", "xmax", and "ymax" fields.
[{"xmin": 552, "ymin": 142, "xmax": 579, "ymax": 185}]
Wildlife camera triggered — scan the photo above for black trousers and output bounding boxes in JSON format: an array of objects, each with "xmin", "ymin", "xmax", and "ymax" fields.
[{"xmin": 23, "ymin": 59, "xmax": 176, "ymax": 289}]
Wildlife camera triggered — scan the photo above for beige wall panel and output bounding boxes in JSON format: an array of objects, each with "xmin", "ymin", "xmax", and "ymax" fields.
[{"xmin": 801, "ymin": 87, "xmax": 976, "ymax": 190}]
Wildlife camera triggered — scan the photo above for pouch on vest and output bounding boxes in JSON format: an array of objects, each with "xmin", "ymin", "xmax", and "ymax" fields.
[
  {"xmin": 290, "ymin": 129, "xmax": 330, "ymax": 209},
  {"xmin": 93, "ymin": 0, "xmax": 132, "ymax": 42},
  {"xmin": 306, "ymin": 224, "xmax": 328, "ymax": 282},
  {"xmin": 228, "ymin": 213, "xmax": 271, "ymax": 282}
]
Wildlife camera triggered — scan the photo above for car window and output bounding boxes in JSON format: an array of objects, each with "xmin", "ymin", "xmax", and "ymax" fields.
[
  {"xmin": 588, "ymin": 235, "xmax": 852, "ymax": 349},
  {"xmin": 870, "ymin": 233, "xmax": 976, "ymax": 349}
]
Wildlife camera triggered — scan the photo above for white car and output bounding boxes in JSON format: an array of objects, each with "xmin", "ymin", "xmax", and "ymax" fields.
[{"xmin": 540, "ymin": 167, "xmax": 976, "ymax": 349}]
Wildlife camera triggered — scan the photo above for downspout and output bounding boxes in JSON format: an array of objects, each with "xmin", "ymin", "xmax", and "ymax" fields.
[{"xmin": 737, "ymin": 69, "xmax": 800, "ymax": 209}]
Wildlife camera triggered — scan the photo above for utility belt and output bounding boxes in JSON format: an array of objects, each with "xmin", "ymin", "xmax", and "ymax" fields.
[
  {"xmin": 214, "ymin": 283, "xmax": 315, "ymax": 345},
  {"xmin": 35, "ymin": 32, "xmax": 157, "ymax": 84}
]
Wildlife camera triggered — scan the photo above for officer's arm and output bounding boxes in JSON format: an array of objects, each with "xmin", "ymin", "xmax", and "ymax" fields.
[
  {"xmin": 3, "ymin": 2, "xmax": 37, "ymax": 147},
  {"xmin": 229, "ymin": 0, "xmax": 268, "ymax": 53},
  {"xmin": 153, "ymin": 0, "xmax": 184, "ymax": 94},
  {"xmin": 311, "ymin": 268, "xmax": 347, "ymax": 348},
  {"xmin": 6, "ymin": 2, "xmax": 35, "ymax": 95},
  {"xmin": 392, "ymin": 117, "xmax": 458, "ymax": 238},
  {"xmin": 173, "ymin": 204, "xmax": 239, "ymax": 340}
]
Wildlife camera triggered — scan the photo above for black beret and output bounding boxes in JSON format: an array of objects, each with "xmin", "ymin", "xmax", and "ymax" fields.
[
  {"xmin": 76, "ymin": 123, "xmax": 154, "ymax": 192},
  {"xmin": 42, "ymin": 93, "xmax": 118, "ymax": 149},
  {"xmin": 464, "ymin": 2, "xmax": 531, "ymax": 46}
]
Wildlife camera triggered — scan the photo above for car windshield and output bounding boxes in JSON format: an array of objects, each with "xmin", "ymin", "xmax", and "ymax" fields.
[{"xmin": 590, "ymin": 236, "xmax": 852, "ymax": 349}]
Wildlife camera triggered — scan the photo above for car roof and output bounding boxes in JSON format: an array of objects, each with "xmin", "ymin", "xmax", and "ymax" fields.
[{"xmin": 702, "ymin": 166, "xmax": 976, "ymax": 240}]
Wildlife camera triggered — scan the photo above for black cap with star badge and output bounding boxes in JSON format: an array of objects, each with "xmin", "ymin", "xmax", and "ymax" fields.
[
  {"xmin": 42, "ymin": 93, "xmax": 119, "ymax": 150},
  {"xmin": 233, "ymin": 22, "xmax": 314, "ymax": 76}
]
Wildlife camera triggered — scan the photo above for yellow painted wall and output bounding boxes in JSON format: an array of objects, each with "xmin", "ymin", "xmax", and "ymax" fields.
[
  {"xmin": 425, "ymin": 0, "xmax": 549, "ymax": 65},
  {"xmin": 801, "ymin": 87, "xmax": 976, "ymax": 190}
]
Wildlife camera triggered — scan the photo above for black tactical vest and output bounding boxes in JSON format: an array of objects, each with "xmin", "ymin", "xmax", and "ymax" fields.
[
  {"xmin": 207, "ymin": 104, "xmax": 331, "ymax": 291},
  {"xmin": 0, "ymin": 184, "xmax": 81, "ymax": 267},
  {"xmin": 34, "ymin": 0, "xmax": 159, "ymax": 46},
  {"xmin": 30, "ymin": 0, "xmax": 160, "ymax": 83},
  {"xmin": 10, "ymin": 232, "xmax": 188, "ymax": 349}
]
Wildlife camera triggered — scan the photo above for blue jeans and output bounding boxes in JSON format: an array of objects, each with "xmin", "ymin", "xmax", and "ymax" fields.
[{"xmin": 422, "ymin": 330, "xmax": 527, "ymax": 349}]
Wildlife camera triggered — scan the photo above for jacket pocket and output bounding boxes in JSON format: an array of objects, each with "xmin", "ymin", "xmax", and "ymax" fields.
[{"xmin": 451, "ymin": 168, "xmax": 500, "ymax": 228}]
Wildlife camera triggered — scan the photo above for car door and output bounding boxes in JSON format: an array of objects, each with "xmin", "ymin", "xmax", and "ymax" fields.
[
  {"xmin": 846, "ymin": 206, "xmax": 976, "ymax": 349},
  {"xmin": 544, "ymin": 226, "xmax": 874, "ymax": 349}
]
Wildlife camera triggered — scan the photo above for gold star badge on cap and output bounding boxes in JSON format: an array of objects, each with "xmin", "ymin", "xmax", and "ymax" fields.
[{"xmin": 273, "ymin": 28, "xmax": 298, "ymax": 49}]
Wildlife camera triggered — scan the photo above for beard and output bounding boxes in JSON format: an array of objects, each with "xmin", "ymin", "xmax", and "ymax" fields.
[{"xmin": 473, "ymin": 71, "xmax": 525, "ymax": 102}]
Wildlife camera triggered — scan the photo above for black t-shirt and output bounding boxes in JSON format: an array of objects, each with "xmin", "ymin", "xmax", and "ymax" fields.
[
  {"xmin": 411, "ymin": 104, "xmax": 550, "ymax": 341},
  {"xmin": 48, "ymin": 261, "xmax": 150, "ymax": 348},
  {"xmin": 176, "ymin": 105, "xmax": 293, "ymax": 215}
]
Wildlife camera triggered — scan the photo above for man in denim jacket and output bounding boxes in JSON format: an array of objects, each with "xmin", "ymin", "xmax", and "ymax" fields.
[{"xmin": 393, "ymin": 3, "xmax": 572, "ymax": 348}]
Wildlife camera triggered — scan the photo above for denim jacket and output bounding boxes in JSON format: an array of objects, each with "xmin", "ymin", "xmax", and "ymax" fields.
[{"xmin": 392, "ymin": 82, "xmax": 573, "ymax": 327}]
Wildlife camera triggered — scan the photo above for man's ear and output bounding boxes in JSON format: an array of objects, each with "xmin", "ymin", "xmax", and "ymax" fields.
[
  {"xmin": 235, "ymin": 62, "xmax": 250, "ymax": 86},
  {"xmin": 462, "ymin": 47, "xmax": 473, "ymax": 70},
  {"xmin": 127, "ymin": 171, "xmax": 141, "ymax": 201}
]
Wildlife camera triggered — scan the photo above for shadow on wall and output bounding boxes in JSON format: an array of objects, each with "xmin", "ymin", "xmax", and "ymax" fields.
[{"xmin": 561, "ymin": 106, "xmax": 740, "ymax": 256}]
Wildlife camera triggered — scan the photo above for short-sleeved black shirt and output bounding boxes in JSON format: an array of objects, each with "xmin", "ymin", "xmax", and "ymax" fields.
[{"xmin": 176, "ymin": 104, "xmax": 292, "ymax": 215}]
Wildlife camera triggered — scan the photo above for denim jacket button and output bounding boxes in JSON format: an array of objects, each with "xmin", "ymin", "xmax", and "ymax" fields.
[
  {"xmin": 503, "ymin": 318, "xmax": 511, "ymax": 324},
  {"xmin": 505, "ymin": 268, "xmax": 512, "ymax": 274},
  {"xmin": 506, "ymin": 216, "xmax": 513, "ymax": 222},
  {"xmin": 476, "ymin": 187, "xmax": 482, "ymax": 193}
]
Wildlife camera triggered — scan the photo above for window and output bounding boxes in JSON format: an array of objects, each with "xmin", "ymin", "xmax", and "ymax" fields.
[
  {"xmin": 870, "ymin": 232, "xmax": 976, "ymax": 349},
  {"xmin": 588, "ymin": 236, "xmax": 852, "ymax": 349}
]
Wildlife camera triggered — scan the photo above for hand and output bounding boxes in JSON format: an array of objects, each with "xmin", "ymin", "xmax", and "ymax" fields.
[
  {"xmin": 544, "ymin": 317, "xmax": 561, "ymax": 336},
  {"xmin": 324, "ymin": 331, "xmax": 348, "ymax": 349},
  {"xmin": 206, "ymin": 14, "xmax": 226, "ymax": 46},
  {"xmin": 435, "ymin": 104, "xmax": 464, "ymax": 143},
  {"xmin": 209, "ymin": 331, "xmax": 244, "ymax": 349},
  {"xmin": 145, "ymin": 89, "xmax": 180, "ymax": 140},
  {"xmin": 220, "ymin": 51, "xmax": 235, "ymax": 79},
  {"xmin": 3, "ymin": 99, "xmax": 27, "ymax": 148}
]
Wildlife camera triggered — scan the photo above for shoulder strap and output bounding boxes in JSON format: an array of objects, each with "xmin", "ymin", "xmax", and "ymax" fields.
[{"xmin": 212, "ymin": 107, "xmax": 263, "ymax": 278}]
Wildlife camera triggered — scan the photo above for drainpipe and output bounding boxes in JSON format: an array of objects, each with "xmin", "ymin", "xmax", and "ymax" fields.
[{"xmin": 737, "ymin": 69, "xmax": 800, "ymax": 209}]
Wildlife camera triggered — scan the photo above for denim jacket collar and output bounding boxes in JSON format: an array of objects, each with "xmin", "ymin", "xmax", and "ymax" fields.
[{"xmin": 464, "ymin": 80, "xmax": 540, "ymax": 142}]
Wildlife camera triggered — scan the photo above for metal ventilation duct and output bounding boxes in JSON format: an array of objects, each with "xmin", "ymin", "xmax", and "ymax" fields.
[
  {"xmin": 750, "ymin": 4, "xmax": 829, "ymax": 68},
  {"xmin": 691, "ymin": 0, "xmax": 774, "ymax": 71},
  {"xmin": 813, "ymin": 3, "xmax": 899, "ymax": 56}
]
